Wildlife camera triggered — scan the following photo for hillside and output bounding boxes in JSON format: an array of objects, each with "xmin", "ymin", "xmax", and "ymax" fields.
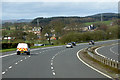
[
  {"xmin": 31, "ymin": 13, "xmax": 118, "ymax": 26},
  {"xmin": 2, "ymin": 19, "xmax": 33, "ymax": 24}
]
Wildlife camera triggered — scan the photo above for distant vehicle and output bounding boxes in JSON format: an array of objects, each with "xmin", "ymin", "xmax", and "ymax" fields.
[
  {"xmin": 34, "ymin": 44, "xmax": 45, "ymax": 46},
  {"xmin": 89, "ymin": 40, "xmax": 95, "ymax": 45},
  {"xmin": 71, "ymin": 42, "xmax": 76, "ymax": 46},
  {"xmin": 17, "ymin": 43, "xmax": 30, "ymax": 55},
  {"xmin": 66, "ymin": 43, "xmax": 73, "ymax": 48}
]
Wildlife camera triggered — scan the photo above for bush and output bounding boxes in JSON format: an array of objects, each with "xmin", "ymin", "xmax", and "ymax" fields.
[{"xmin": 60, "ymin": 30, "xmax": 107, "ymax": 43}]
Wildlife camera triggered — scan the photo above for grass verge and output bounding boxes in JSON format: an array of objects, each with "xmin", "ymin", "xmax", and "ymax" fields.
[
  {"xmin": 78, "ymin": 50, "xmax": 120, "ymax": 79},
  {"xmin": 0, "ymin": 44, "xmax": 64, "ymax": 53}
]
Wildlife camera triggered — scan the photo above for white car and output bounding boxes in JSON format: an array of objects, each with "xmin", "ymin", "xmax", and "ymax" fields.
[
  {"xmin": 17, "ymin": 43, "xmax": 30, "ymax": 55},
  {"xmin": 66, "ymin": 43, "xmax": 73, "ymax": 48}
]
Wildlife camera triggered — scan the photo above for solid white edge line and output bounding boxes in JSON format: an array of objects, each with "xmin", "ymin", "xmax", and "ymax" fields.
[
  {"xmin": 95, "ymin": 44, "xmax": 119, "ymax": 60},
  {"xmin": 77, "ymin": 49, "xmax": 113, "ymax": 79},
  {"xmin": 0, "ymin": 53, "xmax": 16, "ymax": 58},
  {"xmin": 95, "ymin": 47, "xmax": 106, "ymax": 58}
]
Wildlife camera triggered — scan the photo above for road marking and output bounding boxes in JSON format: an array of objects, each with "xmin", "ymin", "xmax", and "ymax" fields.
[
  {"xmin": 2, "ymin": 72, "xmax": 6, "ymax": 75},
  {"xmin": 51, "ymin": 67, "xmax": 53, "ymax": 69},
  {"xmin": 0, "ymin": 53, "xmax": 16, "ymax": 58},
  {"xmin": 110, "ymin": 46, "xmax": 119, "ymax": 55},
  {"xmin": 95, "ymin": 44, "xmax": 119, "ymax": 60},
  {"xmin": 15, "ymin": 62, "xmax": 18, "ymax": 64},
  {"xmin": 28, "ymin": 56, "xmax": 31, "ymax": 57},
  {"xmin": 20, "ymin": 60, "xmax": 23, "ymax": 62},
  {"xmin": 53, "ymin": 72, "xmax": 56, "ymax": 75},
  {"xmin": 51, "ymin": 63, "xmax": 53, "ymax": 65},
  {"xmin": 51, "ymin": 60, "xmax": 53, "ymax": 62},
  {"xmin": 77, "ymin": 49, "xmax": 113, "ymax": 79},
  {"xmin": 25, "ymin": 57, "xmax": 27, "ymax": 59},
  {"xmin": 9, "ymin": 66, "xmax": 12, "ymax": 69},
  {"xmin": 95, "ymin": 47, "xmax": 106, "ymax": 58}
]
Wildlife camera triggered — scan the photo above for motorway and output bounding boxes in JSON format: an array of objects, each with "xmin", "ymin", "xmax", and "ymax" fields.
[
  {"xmin": 97, "ymin": 43, "xmax": 119, "ymax": 61},
  {"xmin": 1, "ymin": 40, "xmax": 119, "ymax": 79}
]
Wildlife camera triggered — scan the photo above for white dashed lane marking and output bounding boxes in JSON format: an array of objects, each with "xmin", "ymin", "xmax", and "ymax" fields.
[
  {"xmin": 53, "ymin": 72, "xmax": 56, "ymax": 75},
  {"xmin": 51, "ymin": 67, "xmax": 54, "ymax": 69},
  {"xmin": 2, "ymin": 72, "xmax": 6, "ymax": 75},
  {"xmin": 9, "ymin": 66, "xmax": 12, "ymax": 69},
  {"xmin": 51, "ymin": 63, "xmax": 53, "ymax": 65},
  {"xmin": 2, "ymin": 55, "xmax": 32, "ymax": 75},
  {"xmin": 50, "ymin": 49, "xmax": 70, "ymax": 76},
  {"xmin": 15, "ymin": 62, "xmax": 18, "ymax": 65}
]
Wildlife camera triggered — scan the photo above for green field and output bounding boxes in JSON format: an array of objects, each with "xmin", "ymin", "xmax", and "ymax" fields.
[{"xmin": 84, "ymin": 20, "xmax": 112, "ymax": 26}]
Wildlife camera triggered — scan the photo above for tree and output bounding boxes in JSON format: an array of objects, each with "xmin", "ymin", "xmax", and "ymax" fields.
[
  {"xmin": 106, "ymin": 26, "xmax": 118, "ymax": 39},
  {"xmin": 26, "ymin": 32, "xmax": 37, "ymax": 41}
]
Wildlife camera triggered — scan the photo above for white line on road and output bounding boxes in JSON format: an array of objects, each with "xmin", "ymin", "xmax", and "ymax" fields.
[
  {"xmin": 51, "ymin": 60, "xmax": 53, "ymax": 63},
  {"xmin": 2, "ymin": 72, "xmax": 6, "ymax": 75},
  {"xmin": 95, "ymin": 47, "xmax": 106, "ymax": 58},
  {"xmin": 15, "ymin": 62, "xmax": 18, "ymax": 65},
  {"xmin": 9, "ymin": 66, "xmax": 12, "ymax": 69},
  {"xmin": 77, "ymin": 49, "xmax": 113, "ymax": 79},
  {"xmin": 51, "ymin": 63, "xmax": 53, "ymax": 65},
  {"xmin": 0, "ymin": 53, "xmax": 16, "ymax": 58},
  {"xmin": 20, "ymin": 60, "xmax": 23, "ymax": 62},
  {"xmin": 110, "ymin": 46, "xmax": 119, "ymax": 55},
  {"xmin": 51, "ymin": 67, "xmax": 54, "ymax": 69},
  {"xmin": 53, "ymin": 72, "xmax": 56, "ymax": 75}
]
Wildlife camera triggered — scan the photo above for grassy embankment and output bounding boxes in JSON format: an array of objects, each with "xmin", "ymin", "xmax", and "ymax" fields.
[
  {"xmin": 1, "ymin": 44, "xmax": 64, "ymax": 53},
  {"xmin": 84, "ymin": 20, "xmax": 112, "ymax": 26}
]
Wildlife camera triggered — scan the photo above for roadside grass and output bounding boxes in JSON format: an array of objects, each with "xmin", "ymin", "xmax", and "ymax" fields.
[
  {"xmin": 79, "ymin": 50, "xmax": 120, "ymax": 79},
  {"xmin": 1, "ymin": 48, "xmax": 16, "ymax": 53},
  {"xmin": 84, "ymin": 20, "xmax": 112, "ymax": 26},
  {"xmin": 1, "ymin": 44, "xmax": 65, "ymax": 53},
  {"xmin": 1, "ymin": 39, "xmax": 118, "ymax": 53}
]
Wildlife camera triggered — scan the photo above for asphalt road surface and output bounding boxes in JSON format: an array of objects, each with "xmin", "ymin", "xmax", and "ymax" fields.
[
  {"xmin": 1, "ymin": 40, "xmax": 118, "ymax": 79},
  {"xmin": 97, "ymin": 43, "xmax": 119, "ymax": 61}
]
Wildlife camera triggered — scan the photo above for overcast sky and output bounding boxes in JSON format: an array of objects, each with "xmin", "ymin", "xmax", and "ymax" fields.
[{"xmin": 2, "ymin": 1, "xmax": 118, "ymax": 20}]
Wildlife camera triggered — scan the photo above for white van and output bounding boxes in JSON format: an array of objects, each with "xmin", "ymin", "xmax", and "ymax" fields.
[{"xmin": 17, "ymin": 43, "xmax": 30, "ymax": 55}]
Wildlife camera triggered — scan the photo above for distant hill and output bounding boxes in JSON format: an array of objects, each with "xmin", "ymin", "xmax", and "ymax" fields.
[
  {"xmin": 2, "ymin": 19, "xmax": 33, "ymax": 24},
  {"xmin": 31, "ymin": 13, "xmax": 118, "ymax": 26},
  {"xmin": 2, "ymin": 13, "xmax": 118, "ymax": 24},
  {"xmin": 86, "ymin": 13, "xmax": 118, "ymax": 21}
]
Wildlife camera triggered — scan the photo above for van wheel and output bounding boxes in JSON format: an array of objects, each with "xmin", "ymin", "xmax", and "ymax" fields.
[
  {"xmin": 17, "ymin": 52, "xmax": 20, "ymax": 55},
  {"xmin": 27, "ymin": 52, "xmax": 30, "ymax": 55}
]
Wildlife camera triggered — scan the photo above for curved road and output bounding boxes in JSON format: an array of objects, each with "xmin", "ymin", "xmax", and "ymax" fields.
[
  {"xmin": 97, "ymin": 44, "xmax": 119, "ymax": 61},
  {"xmin": 1, "ymin": 40, "xmax": 118, "ymax": 79}
]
